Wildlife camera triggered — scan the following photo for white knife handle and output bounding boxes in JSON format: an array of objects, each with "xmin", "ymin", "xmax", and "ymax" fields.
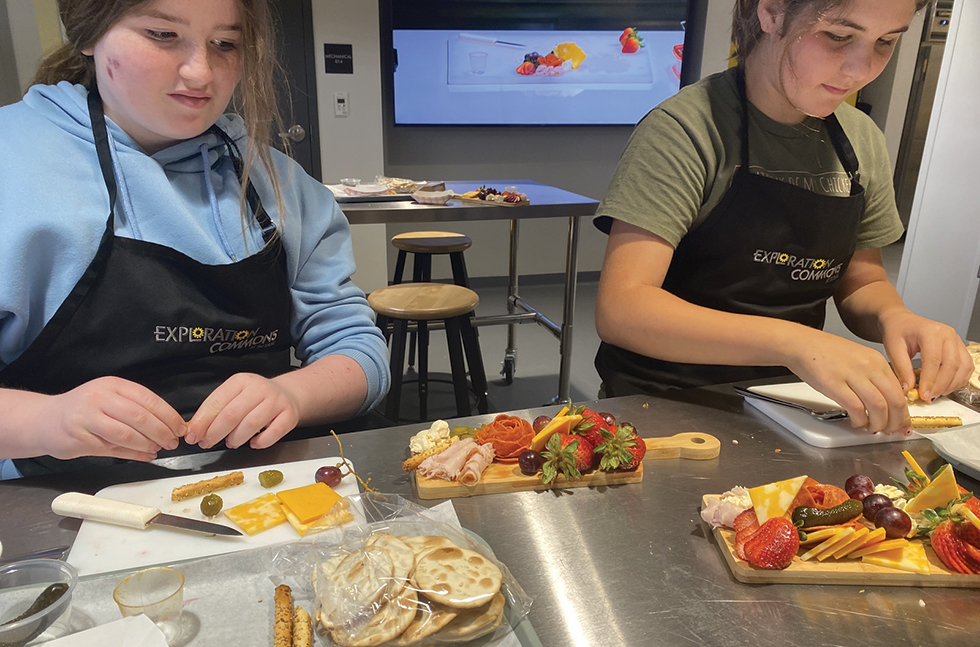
[{"xmin": 51, "ymin": 492, "xmax": 158, "ymax": 529}]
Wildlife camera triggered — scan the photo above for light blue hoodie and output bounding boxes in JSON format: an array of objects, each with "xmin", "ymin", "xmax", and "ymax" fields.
[{"xmin": 0, "ymin": 82, "xmax": 389, "ymax": 415}]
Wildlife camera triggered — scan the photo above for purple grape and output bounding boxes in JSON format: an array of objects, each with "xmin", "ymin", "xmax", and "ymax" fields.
[
  {"xmin": 849, "ymin": 488, "xmax": 873, "ymax": 502},
  {"xmin": 874, "ymin": 506, "xmax": 912, "ymax": 539},
  {"xmin": 599, "ymin": 412, "xmax": 617, "ymax": 427},
  {"xmin": 532, "ymin": 416, "xmax": 552, "ymax": 433},
  {"xmin": 845, "ymin": 474, "xmax": 874, "ymax": 497},
  {"xmin": 315, "ymin": 465, "xmax": 343, "ymax": 487},
  {"xmin": 518, "ymin": 450, "xmax": 543, "ymax": 476},
  {"xmin": 862, "ymin": 493, "xmax": 893, "ymax": 522}
]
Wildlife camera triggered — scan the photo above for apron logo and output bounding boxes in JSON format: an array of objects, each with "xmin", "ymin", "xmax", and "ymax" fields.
[
  {"xmin": 154, "ymin": 326, "xmax": 279, "ymax": 353},
  {"xmin": 752, "ymin": 250, "xmax": 843, "ymax": 283}
]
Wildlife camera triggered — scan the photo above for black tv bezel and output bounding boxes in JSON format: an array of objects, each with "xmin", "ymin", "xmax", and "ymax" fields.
[{"xmin": 379, "ymin": 0, "xmax": 705, "ymax": 129}]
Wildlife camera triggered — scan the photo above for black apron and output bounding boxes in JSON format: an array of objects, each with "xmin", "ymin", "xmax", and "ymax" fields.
[
  {"xmin": 596, "ymin": 68, "xmax": 866, "ymax": 397},
  {"xmin": 4, "ymin": 87, "xmax": 292, "ymax": 476}
]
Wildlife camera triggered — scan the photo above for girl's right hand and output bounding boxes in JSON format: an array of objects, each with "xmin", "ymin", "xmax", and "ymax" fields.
[
  {"xmin": 38, "ymin": 377, "xmax": 185, "ymax": 461},
  {"xmin": 787, "ymin": 330, "xmax": 912, "ymax": 436}
]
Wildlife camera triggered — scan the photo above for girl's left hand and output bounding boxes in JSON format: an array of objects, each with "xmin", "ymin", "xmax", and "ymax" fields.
[
  {"xmin": 881, "ymin": 310, "xmax": 973, "ymax": 402},
  {"xmin": 185, "ymin": 373, "xmax": 301, "ymax": 450}
]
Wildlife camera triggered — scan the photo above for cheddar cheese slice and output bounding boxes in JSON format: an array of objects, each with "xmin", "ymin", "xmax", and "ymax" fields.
[
  {"xmin": 861, "ymin": 542, "xmax": 930, "ymax": 575},
  {"xmin": 905, "ymin": 464, "xmax": 959, "ymax": 513},
  {"xmin": 749, "ymin": 475, "xmax": 808, "ymax": 524},
  {"xmin": 799, "ymin": 528, "xmax": 840, "ymax": 546},
  {"xmin": 800, "ymin": 527, "xmax": 853, "ymax": 562},
  {"xmin": 848, "ymin": 538, "xmax": 908, "ymax": 559},
  {"xmin": 277, "ymin": 482, "xmax": 342, "ymax": 525},
  {"xmin": 223, "ymin": 492, "xmax": 287, "ymax": 536},
  {"xmin": 826, "ymin": 527, "xmax": 871, "ymax": 560},
  {"xmin": 846, "ymin": 527, "xmax": 887, "ymax": 555}
]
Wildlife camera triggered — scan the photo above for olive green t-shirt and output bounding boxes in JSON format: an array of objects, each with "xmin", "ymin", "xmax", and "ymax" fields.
[{"xmin": 595, "ymin": 68, "xmax": 904, "ymax": 250}]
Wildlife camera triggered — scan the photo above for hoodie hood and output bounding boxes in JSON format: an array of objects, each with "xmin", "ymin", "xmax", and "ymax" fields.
[{"xmin": 25, "ymin": 82, "xmax": 247, "ymax": 173}]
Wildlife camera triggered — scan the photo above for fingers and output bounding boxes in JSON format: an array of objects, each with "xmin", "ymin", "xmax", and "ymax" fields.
[
  {"xmin": 918, "ymin": 338, "xmax": 973, "ymax": 401},
  {"xmin": 186, "ymin": 374, "xmax": 298, "ymax": 450}
]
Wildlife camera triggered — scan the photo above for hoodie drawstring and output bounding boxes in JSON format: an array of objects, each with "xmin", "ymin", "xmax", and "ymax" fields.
[{"xmin": 200, "ymin": 143, "xmax": 237, "ymax": 261}]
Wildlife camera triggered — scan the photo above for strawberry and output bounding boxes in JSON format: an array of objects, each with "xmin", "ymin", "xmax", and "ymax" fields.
[
  {"xmin": 733, "ymin": 508, "xmax": 760, "ymax": 561},
  {"xmin": 742, "ymin": 517, "xmax": 799, "ymax": 570},
  {"xmin": 931, "ymin": 520, "xmax": 980, "ymax": 574},
  {"xmin": 619, "ymin": 28, "xmax": 637, "ymax": 46},
  {"xmin": 572, "ymin": 407, "xmax": 615, "ymax": 454},
  {"xmin": 733, "ymin": 507, "xmax": 758, "ymax": 534},
  {"xmin": 622, "ymin": 36, "xmax": 642, "ymax": 54},
  {"xmin": 541, "ymin": 433, "xmax": 593, "ymax": 484},
  {"xmin": 594, "ymin": 423, "xmax": 646, "ymax": 471},
  {"xmin": 515, "ymin": 61, "xmax": 537, "ymax": 76},
  {"xmin": 957, "ymin": 485, "xmax": 980, "ymax": 517}
]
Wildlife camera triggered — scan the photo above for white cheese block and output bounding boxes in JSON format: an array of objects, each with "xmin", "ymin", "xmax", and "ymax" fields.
[
  {"xmin": 905, "ymin": 464, "xmax": 960, "ymax": 513},
  {"xmin": 748, "ymin": 475, "xmax": 808, "ymax": 524}
]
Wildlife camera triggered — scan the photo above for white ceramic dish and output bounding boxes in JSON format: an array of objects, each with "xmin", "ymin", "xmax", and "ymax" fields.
[{"xmin": 411, "ymin": 190, "xmax": 454, "ymax": 205}]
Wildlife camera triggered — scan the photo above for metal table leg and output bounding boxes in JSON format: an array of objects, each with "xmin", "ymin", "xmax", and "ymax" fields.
[
  {"xmin": 556, "ymin": 215, "xmax": 581, "ymax": 405},
  {"xmin": 501, "ymin": 218, "xmax": 520, "ymax": 384}
]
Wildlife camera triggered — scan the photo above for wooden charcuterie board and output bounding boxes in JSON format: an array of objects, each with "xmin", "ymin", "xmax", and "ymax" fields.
[
  {"xmin": 702, "ymin": 495, "xmax": 980, "ymax": 588},
  {"xmin": 456, "ymin": 196, "xmax": 529, "ymax": 206},
  {"xmin": 415, "ymin": 432, "xmax": 719, "ymax": 500}
]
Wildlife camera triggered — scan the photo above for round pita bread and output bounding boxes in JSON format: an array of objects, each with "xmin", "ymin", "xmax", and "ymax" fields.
[
  {"xmin": 435, "ymin": 591, "xmax": 506, "ymax": 641},
  {"xmin": 400, "ymin": 535, "xmax": 459, "ymax": 561},
  {"xmin": 388, "ymin": 597, "xmax": 458, "ymax": 645},
  {"xmin": 367, "ymin": 533, "xmax": 415, "ymax": 596},
  {"xmin": 331, "ymin": 588, "xmax": 418, "ymax": 647},
  {"xmin": 316, "ymin": 547, "xmax": 394, "ymax": 630},
  {"xmin": 411, "ymin": 546, "xmax": 502, "ymax": 609}
]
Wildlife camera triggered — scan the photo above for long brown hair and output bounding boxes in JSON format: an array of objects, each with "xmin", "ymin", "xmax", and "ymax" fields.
[
  {"xmin": 732, "ymin": 0, "xmax": 932, "ymax": 60},
  {"xmin": 32, "ymin": 0, "xmax": 289, "ymax": 238}
]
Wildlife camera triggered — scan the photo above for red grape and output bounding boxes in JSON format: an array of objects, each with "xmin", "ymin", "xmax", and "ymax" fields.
[
  {"xmin": 862, "ymin": 493, "xmax": 893, "ymax": 522},
  {"xmin": 532, "ymin": 416, "xmax": 552, "ymax": 433},
  {"xmin": 518, "ymin": 450, "xmax": 544, "ymax": 476},
  {"xmin": 874, "ymin": 506, "xmax": 912, "ymax": 539},
  {"xmin": 315, "ymin": 465, "xmax": 343, "ymax": 487},
  {"xmin": 849, "ymin": 488, "xmax": 872, "ymax": 501},
  {"xmin": 599, "ymin": 412, "xmax": 616, "ymax": 427},
  {"xmin": 844, "ymin": 474, "xmax": 874, "ymax": 497}
]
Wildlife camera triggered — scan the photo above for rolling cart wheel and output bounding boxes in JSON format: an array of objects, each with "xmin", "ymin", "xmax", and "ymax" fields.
[{"xmin": 500, "ymin": 357, "xmax": 515, "ymax": 385}]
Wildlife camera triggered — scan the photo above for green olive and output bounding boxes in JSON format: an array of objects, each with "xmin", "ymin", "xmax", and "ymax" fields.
[
  {"xmin": 200, "ymin": 494, "xmax": 223, "ymax": 517},
  {"xmin": 258, "ymin": 469, "xmax": 284, "ymax": 488}
]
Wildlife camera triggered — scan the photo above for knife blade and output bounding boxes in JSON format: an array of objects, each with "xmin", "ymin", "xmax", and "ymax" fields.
[{"xmin": 51, "ymin": 492, "xmax": 242, "ymax": 536}]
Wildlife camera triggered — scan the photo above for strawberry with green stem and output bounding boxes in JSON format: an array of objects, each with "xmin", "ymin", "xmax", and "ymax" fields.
[
  {"xmin": 594, "ymin": 423, "xmax": 646, "ymax": 471},
  {"xmin": 541, "ymin": 433, "xmax": 593, "ymax": 484}
]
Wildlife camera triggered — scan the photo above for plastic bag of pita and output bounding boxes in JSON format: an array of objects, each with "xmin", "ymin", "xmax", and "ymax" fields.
[
  {"xmin": 268, "ymin": 492, "xmax": 532, "ymax": 647},
  {"xmin": 950, "ymin": 342, "xmax": 980, "ymax": 406}
]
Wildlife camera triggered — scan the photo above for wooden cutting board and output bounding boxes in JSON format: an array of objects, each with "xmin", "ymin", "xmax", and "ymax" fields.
[
  {"xmin": 67, "ymin": 458, "xmax": 359, "ymax": 577},
  {"xmin": 415, "ymin": 432, "xmax": 719, "ymax": 500},
  {"xmin": 702, "ymin": 495, "xmax": 980, "ymax": 588}
]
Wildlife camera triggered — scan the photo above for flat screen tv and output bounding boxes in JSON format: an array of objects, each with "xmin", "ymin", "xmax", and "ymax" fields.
[{"xmin": 382, "ymin": 1, "xmax": 695, "ymax": 126}]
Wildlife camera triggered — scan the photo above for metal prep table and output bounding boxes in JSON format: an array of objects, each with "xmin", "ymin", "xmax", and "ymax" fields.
[
  {"xmin": 3, "ymin": 388, "xmax": 979, "ymax": 646},
  {"xmin": 339, "ymin": 180, "xmax": 599, "ymax": 404}
]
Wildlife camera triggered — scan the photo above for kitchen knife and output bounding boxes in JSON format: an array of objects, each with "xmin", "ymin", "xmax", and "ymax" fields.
[
  {"xmin": 51, "ymin": 492, "xmax": 242, "ymax": 537},
  {"xmin": 458, "ymin": 32, "xmax": 524, "ymax": 47}
]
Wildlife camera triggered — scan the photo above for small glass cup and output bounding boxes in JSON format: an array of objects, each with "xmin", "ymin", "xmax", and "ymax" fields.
[
  {"xmin": 469, "ymin": 51, "xmax": 488, "ymax": 75},
  {"xmin": 340, "ymin": 178, "xmax": 360, "ymax": 187},
  {"xmin": 113, "ymin": 567, "xmax": 184, "ymax": 645}
]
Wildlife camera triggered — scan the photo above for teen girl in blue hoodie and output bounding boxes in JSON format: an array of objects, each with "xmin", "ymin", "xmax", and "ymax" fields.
[{"xmin": 0, "ymin": 0, "xmax": 390, "ymax": 476}]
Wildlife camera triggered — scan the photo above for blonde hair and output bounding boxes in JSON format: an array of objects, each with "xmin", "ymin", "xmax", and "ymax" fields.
[
  {"xmin": 732, "ymin": 0, "xmax": 931, "ymax": 59},
  {"xmin": 32, "ymin": 0, "xmax": 290, "ymax": 239}
]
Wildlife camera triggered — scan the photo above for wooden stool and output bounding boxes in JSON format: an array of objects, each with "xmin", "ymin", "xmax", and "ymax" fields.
[
  {"xmin": 369, "ymin": 283, "xmax": 489, "ymax": 422},
  {"xmin": 391, "ymin": 231, "xmax": 474, "ymax": 369}
]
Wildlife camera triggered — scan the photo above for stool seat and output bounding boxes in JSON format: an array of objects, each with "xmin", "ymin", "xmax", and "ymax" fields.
[
  {"xmin": 392, "ymin": 231, "xmax": 472, "ymax": 255},
  {"xmin": 369, "ymin": 283, "xmax": 479, "ymax": 320}
]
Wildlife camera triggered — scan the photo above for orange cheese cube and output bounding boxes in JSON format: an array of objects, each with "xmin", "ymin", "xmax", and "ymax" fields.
[{"xmin": 277, "ymin": 482, "xmax": 342, "ymax": 524}]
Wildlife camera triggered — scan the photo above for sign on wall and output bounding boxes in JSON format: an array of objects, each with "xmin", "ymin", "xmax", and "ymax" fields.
[{"xmin": 323, "ymin": 44, "xmax": 354, "ymax": 74}]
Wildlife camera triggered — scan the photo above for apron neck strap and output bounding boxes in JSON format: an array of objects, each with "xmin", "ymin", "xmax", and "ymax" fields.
[
  {"xmin": 86, "ymin": 85, "xmax": 118, "ymax": 219},
  {"xmin": 208, "ymin": 125, "xmax": 278, "ymax": 244},
  {"xmin": 736, "ymin": 66, "xmax": 861, "ymax": 185}
]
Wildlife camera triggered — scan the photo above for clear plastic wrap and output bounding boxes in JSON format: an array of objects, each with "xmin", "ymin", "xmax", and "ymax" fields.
[
  {"xmin": 950, "ymin": 342, "xmax": 980, "ymax": 407},
  {"xmin": 269, "ymin": 493, "xmax": 532, "ymax": 647}
]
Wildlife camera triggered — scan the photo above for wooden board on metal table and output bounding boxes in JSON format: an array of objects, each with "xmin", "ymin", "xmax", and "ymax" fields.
[
  {"xmin": 67, "ymin": 457, "xmax": 359, "ymax": 577},
  {"xmin": 455, "ymin": 195, "xmax": 529, "ymax": 206},
  {"xmin": 701, "ymin": 495, "xmax": 980, "ymax": 588},
  {"xmin": 415, "ymin": 432, "xmax": 720, "ymax": 500}
]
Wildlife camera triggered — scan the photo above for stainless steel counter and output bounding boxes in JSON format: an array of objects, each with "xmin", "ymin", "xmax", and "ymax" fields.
[{"xmin": 3, "ymin": 389, "xmax": 979, "ymax": 647}]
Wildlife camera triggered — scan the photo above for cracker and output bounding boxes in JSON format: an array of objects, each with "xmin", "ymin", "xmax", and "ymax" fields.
[
  {"xmin": 388, "ymin": 597, "xmax": 458, "ymax": 645},
  {"xmin": 273, "ymin": 584, "xmax": 293, "ymax": 647},
  {"xmin": 366, "ymin": 533, "xmax": 415, "ymax": 596},
  {"xmin": 292, "ymin": 605, "xmax": 312, "ymax": 647},
  {"xmin": 332, "ymin": 589, "xmax": 418, "ymax": 647},
  {"xmin": 435, "ymin": 591, "xmax": 505, "ymax": 641},
  {"xmin": 171, "ymin": 470, "xmax": 244, "ymax": 501},
  {"xmin": 411, "ymin": 546, "xmax": 502, "ymax": 609},
  {"xmin": 315, "ymin": 547, "xmax": 394, "ymax": 630},
  {"xmin": 401, "ymin": 535, "xmax": 459, "ymax": 561},
  {"xmin": 401, "ymin": 437, "xmax": 458, "ymax": 472}
]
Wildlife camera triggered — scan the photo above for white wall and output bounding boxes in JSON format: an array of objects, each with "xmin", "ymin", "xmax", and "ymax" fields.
[
  {"xmin": 897, "ymin": 0, "xmax": 980, "ymax": 337},
  {"xmin": 311, "ymin": 0, "xmax": 388, "ymax": 292}
]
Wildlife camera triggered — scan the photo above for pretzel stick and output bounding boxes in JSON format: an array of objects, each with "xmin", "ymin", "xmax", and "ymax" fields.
[{"xmin": 401, "ymin": 436, "xmax": 459, "ymax": 472}]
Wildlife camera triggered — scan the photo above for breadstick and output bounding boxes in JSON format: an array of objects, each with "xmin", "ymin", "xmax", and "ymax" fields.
[
  {"xmin": 171, "ymin": 470, "xmax": 244, "ymax": 501},
  {"xmin": 401, "ymin": 436, "xmax": 459, "ymax": 472},
  {"xmin": 292, "ymin": 605, "xmax": 312, "ymax": 647},
  {"xmin": 910, "ymin": 416, "xmax": 962, "ymax": 429},
  {"xmin": 274, "ymin": 584, "xmax": 293, "ymax": 647}
]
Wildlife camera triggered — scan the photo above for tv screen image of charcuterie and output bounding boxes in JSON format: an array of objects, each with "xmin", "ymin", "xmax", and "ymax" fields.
[{"xmin": 392, "ymin": 29, "xmax": 685, "ymax": 126}]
